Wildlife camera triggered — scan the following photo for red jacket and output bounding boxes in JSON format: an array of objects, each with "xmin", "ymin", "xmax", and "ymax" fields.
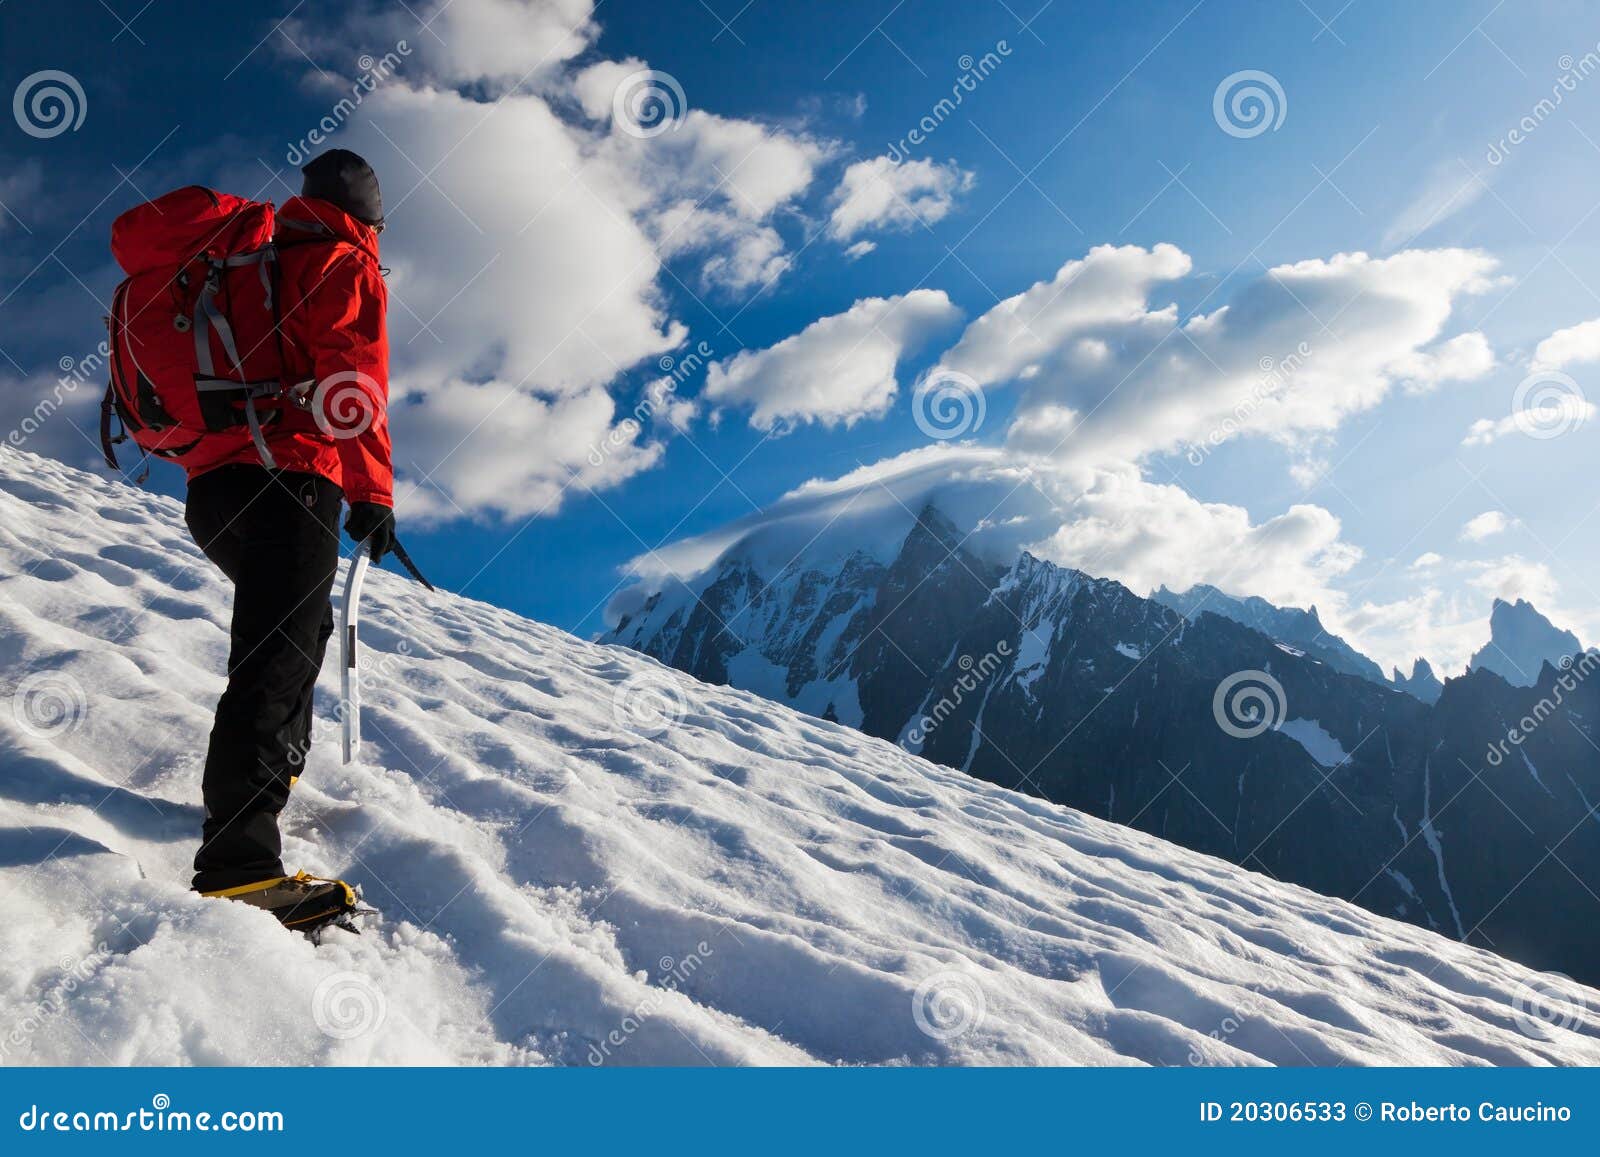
[{"xmin": 184, "ymin": 196, "xmax": 394, "ymax": 506}]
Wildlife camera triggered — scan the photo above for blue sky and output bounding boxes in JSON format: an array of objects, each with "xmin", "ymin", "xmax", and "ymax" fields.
[{"xmin": 2, "ymin": 0, "xmax": 1598, "ymax": 672}]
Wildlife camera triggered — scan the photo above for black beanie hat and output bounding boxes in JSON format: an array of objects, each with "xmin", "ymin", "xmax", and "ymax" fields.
[{"xmin": 301, "ymin": 149, "xmax": 383, "ymax": 227}]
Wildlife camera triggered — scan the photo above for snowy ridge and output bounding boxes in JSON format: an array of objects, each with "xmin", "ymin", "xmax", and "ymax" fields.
[{"xmin": 3, "ymin": 448, "xmax": 1599, "ymax": 1066}]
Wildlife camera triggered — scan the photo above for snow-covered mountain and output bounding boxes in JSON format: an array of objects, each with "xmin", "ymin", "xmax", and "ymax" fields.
[
  {"xmin": 1470, "ymin": 598, "xmax": 1587, "ymax": 687},
  {"xmin": 606, "ymin": 506, "xmax": 1600, "ymax": 985},
  {"xmin": 1152, "ymin": 583, "xmax": 1387, "ymax": 689},
  {"xmin": 4, "ymin": 446, "xmax": 1599, "ymax": 1066}
]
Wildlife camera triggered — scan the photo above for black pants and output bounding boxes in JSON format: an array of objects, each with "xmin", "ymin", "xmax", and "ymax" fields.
[{"xmin": 185, "ymin": 465, "xmax": 343, "ymax": 891}]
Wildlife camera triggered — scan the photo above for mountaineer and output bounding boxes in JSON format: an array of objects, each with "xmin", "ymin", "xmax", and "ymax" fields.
[{"xmin": 102, "ymin": 149, "xmax": 401, "ymax": 933}]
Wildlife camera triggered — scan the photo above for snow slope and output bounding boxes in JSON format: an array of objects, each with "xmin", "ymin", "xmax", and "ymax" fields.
[{"xmin": 2, "ymin": 448, "xmax": 1598, "ymax": 1067}]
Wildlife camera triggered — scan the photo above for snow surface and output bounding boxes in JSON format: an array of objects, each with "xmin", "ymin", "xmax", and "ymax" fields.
[
  {"xmin": 3, "ymin": 448, "xmax": 1599, "ymax": 1067},
  {"xmin": 1278, "ymin": 718, "xmax": 1350, "ymax": 769}
]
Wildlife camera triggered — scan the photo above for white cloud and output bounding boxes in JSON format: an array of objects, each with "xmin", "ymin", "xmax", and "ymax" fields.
[
  {"xmin": 1460, "ymin": 510, "xmax": 1518, "ymax": 542},
  {"xmin": 616, "ymin": 432, "xmax": 1581, "ymax": 674},
  {"xmin": 826, "ymin": 156, "xmax": 973, "ymax": 242},
  {"xmin": 637, "ymin": 376, "xmax": 700, "ymax": 435},
  {"xmin": 843, "ymin": 240, "xmax": 876, "ymax": 260},
  {"xmin": 650, "ymin": 200, "xmax": 792, "ymax": 292},
  {"xmin": 1532, "ymin": 316, "xmax": 1600, "ymax": 370},
  {"xmin": 572, "ymin": 61, "xmax": 832, "ymax": 292},
  {"xmin": 1335, "ymin": 589, "xmax": 1485, "ymax": 677},
  {"xmin": 1381, "ymin": 161, "xmax": 1487, "ymax": 251},
  {"xmin": 330, "ymin": 82, "xmax": 684, "ymax": 520},
  {"xmin": 1467, "ymin": 555, "xmax": 1561, "ymax": 607},
  {"xmin": 1462, "ymin": 416, "xmax": 1507, "ymax": 447},
  {"xmin": 702, "ymin": 290, "xmax": 962, "ymax": 431},
  {"xmin": 1462, "ymin": 394, "xmax": 1597, "ymax": 446},
  {"xmin": 1347, "ymin": 555, "xmax": 1583, "ymax": 675},
  {"xmin": 1029, "ymin": 469, "xmax": 1364, "ymax": 610},
  {"xmin": 291, "ymin": 0, "xmax": 596, "ymax": 92},
  {"xmin": 397, "ymin": 381, "xmax": 663, "ymax": 522},
  {"xmin": 623, "ymin": 241, "xmax": 1514, "ymax": 673},
  {"xmin": 621, "ymin": 441, "xmax": 1369, "ymax": 656},
  {"xmin": 1391, "ymin": 330, "xmax": 1495, "ymax": 393},
  {"xmin": 935, "ymin": 243, "xmax": 1497, "ymax": 471},
  {"xmin": 268, "ymin": 0, "xmax": 842, "ymax": 518}
]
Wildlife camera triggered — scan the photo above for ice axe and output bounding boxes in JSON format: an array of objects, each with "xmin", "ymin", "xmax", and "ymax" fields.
[
  {"xmin": 340, "ymin": 534, "xmax": 434, "ymax": 765},
  {"xmin": 340, "ymin": 551, "xmax": 370, "ymax": 765}
]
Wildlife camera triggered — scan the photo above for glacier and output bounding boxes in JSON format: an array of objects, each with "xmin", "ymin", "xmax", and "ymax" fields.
[{"xmin": 1, "ymin": 448, "xmax": 1597, "ymax": 1067}]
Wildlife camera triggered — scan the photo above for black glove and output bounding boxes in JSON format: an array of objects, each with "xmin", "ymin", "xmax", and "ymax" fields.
[{"xmin": 344, "ymin": 501, "xmax": 396, "ymax": 562}]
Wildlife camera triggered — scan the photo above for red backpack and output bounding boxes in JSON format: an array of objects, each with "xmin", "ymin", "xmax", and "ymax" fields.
[{"xmin": 101, "ymin": 186, "xmax": 307, "ymax": 476}]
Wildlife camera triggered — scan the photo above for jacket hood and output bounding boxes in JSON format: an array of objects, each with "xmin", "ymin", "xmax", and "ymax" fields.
[{"xmin": 276, "ymin": 195, "xmax": 380, "ymax": 260}]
